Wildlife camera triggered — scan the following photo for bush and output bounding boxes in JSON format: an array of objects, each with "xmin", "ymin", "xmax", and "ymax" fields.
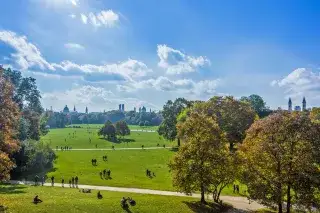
[
  {"xmin": 11, "ymin": 140, "xmax": 56, "ymax": 179},
  {"xmin": 144, "ymin": 121, "xmax": 150, "ymax": 126},
  {"xmin": 139, "ymin": 121, "xmax": 144, "ymax": 126}
]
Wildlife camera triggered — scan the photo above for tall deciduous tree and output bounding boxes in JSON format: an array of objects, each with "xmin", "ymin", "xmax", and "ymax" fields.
[
  {"xmin": 169, "ymin": 109, "xmax": 225, "ymax": 204},
  {"xmin": 158, "ymin": 98, "xmax": 191, "ymax": 146},
  {"xmin": 115, "ymin": 120, "xmax": 130, "ymax": 139},
  {"xmin": 0, "ymin": 68, "xmax": 20, "ymax": 180},
  {"xmin": 240, "ymin": 94, "xmax": 272, "ymax": 118},
  {"xmin": 240, "ymin": 111, "xmax": 320, "ymax": 213},
  {"xmin": 195, "ymin": 96, "xmax": 256, "ymax": 150},
  {"xmin": 98, "ymin": 120, "xmax": 116, "ymax": 140}
]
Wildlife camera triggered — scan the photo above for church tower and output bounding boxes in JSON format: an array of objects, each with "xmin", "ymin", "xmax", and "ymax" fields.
[
  {"xmin": 74, "ymin": 105, "xmax": 76, "ymax": 112},
  {"xmin": 85, "ymin": 106, "xmax": 88, "ymax": 114},
  {"xmin": 302, "ymin": 97, "xmax": 306, "ymax": 111},
  {"xmin": 288, "ymin": 98, "xmax": 292, "ymax": 112}
]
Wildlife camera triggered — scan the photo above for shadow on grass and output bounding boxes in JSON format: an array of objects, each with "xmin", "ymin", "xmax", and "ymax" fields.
[
  {"xmin": 99, "ymin": 137, "xmax": 136, "ymax": 144},
  {"xmin": 169, "ymin": 147, "xmax": 179, "ymax": 152},
  {"xmin": 183, "ymin": 201, "xmax": 236, "ymax": 213},
  {"xmin": 0, "ymin": 184, "xmax": 26, "ymax": 194}
]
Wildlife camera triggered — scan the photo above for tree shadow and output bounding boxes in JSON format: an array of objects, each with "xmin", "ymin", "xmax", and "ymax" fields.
[
  {"xmin": 118, "ymin": 138, "xmax": 135, "ymax": 143},
  {"xmin": 182, "ymin": 201, "xmax": 233, "ymax": 213},
  {"xmin": 122, "ymin": 207, "xmax": 133, "ymax": 213},
  {"xmin": 169, "ymin": 147, "xmax": 179, "ymax": 152},
  {"xmin": 0, "ymin": 184, "xmax": 26, "ymax": 194}
]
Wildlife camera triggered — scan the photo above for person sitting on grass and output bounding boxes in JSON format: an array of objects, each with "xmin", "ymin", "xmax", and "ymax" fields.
[
  {"xmin": 33, "ymin": 195, "xmax": 43, "ymax": 204},
  {"xmin": 97, "ymin": 191, "xmax": 103, "ymax": 199},
  {"xmin": 121, "ymin": 197, "xmax": 128, "ymax": 208}
]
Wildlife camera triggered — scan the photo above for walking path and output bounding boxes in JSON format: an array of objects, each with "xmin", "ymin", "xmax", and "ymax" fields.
[
  {"xmin": 8, "ymin": 180, "xmax": 264, "ymax": 211},
  {"xmin": 55, "ymin": 147, "xmax": 174, "ymax": 151},
  {"xmin": 131, "ymin": 129, "xmax": 156, "ymax": 132}
]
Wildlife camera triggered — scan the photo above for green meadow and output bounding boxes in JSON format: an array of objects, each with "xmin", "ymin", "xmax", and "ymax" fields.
[{"xmin": 0, "ymin": 184, "xmax": 232, "ymax": 213}]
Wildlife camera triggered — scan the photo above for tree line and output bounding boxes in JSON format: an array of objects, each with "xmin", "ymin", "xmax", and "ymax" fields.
[
  {"xmin": 0, "ymin": 67, "xmax": 55, "ymax": 180},
  {"xmin": 160, "ymin": 96, "xmax": 320, "ymax": 213},
  {"xmin": 45, "ymin": 109, "xmax": 162, "ymax": 128}
]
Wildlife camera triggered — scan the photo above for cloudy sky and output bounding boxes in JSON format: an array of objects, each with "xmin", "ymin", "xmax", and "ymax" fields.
[{"xmin": 0, "ymin": 0, "xmax": 319, "ymax": 112}]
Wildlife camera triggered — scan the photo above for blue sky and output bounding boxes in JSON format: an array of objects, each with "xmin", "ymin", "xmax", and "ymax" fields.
[{"xmin": 0, "ymin": 0, "xmax": 319, "ymax": 112}]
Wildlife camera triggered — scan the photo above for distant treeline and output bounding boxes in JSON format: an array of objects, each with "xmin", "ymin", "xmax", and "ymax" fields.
[{"xmin": 45, "ymin": 110, "xmax": 163, "ymax": 128}]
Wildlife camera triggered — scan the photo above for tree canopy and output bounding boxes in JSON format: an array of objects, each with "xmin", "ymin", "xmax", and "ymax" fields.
[
  {"xmin": 0, "ymin": 68, "xmax": 20, "ymax": 180},
  {"xmin": 240, "ymin": 111, "xmax": 320, "ymax": 213},
  {"xmin": 169, "ymin": 109, "xmax": 226, "ymax": 204}
]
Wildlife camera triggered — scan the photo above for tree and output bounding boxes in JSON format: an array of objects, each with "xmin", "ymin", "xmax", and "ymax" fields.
[
  {"xmin": 139, "ymin": 121, "xmax": 144, "ymax": 126},
  {"xmin": 310, "ymin": 107, "xmax": 320, "ymax": 123},
  {"xmin": 98, "ymin": 120, "xmax": 116, "ymax": 140},
  {"xmin": 240, "ymin": 94, "xmax": 272, "ymax": 118},
  {"xmin": 239, "ymin": 111, "xmax": 320, "ymax": 213},
  {"xmin": 144, "ymin": 120, "xmax": 150, "ymax": 126},
  {"xmin": 158, "ymin": 98, "xmax": 191, "ymax": 146},
  {"xmin": 194, "ymin": 96, "xmax": 256, "ymax": 151},
  {"xmin": 115, "ymin": 120, "xmax": 130, "ymax": 139},
  {"xmin": 0, "ymin": 68, "xmax": 20, "ymax": 181},
  {"xmin": 169, "ymin": 109, "xmax": 225, "ymax": 204}
]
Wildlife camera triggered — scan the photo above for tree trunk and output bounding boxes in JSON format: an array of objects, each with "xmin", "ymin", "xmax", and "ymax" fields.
[
  {"xmin": 200, "ymin": 185, "xmax": 206, "ymax": 204},
  {"xmin": 177, "ymin": 138, "xmax": 180, "ymax": 147},
  {"xmin": 286, "ymin": 184, "xmax": 291, "ymax": 213},
  {"xmin": 278, "ymin": 202, "xmax": 283, "ymax": 213}
]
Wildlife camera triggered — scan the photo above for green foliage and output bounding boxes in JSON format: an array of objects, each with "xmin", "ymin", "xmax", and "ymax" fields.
[
  {"xmin": 115, "ymin": 120, "xmax": 130, "ymax": 137},
  {"xmin": 158, "ymin": 98, "xmax": 191, "ymax": 142},
  {"xmin": 169, "ymin": 110, "xmax": 226, "ymax": 203},
  {"xmin": 98, "ymin": 120, "xmax": 116, "ymax": 140},
  {"xmin": 11, "ymin": 140, "xmax": 56, "ymax": 179},
  {"xmin": 240, "ymin": 111, "xmax": 320, "ymax": 213},
  {"xmin": 139, "ymin": 121, "xmax": 144, "ymax": 126},
  {"xmin": 240, "ymin": 94, "xmax": 272, "ymax": 118}
]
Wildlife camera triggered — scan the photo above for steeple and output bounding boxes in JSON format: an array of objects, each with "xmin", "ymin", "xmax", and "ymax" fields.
[
  {"xmin": 288, "ymin": 98, "xmax": 292, "ymax": 112},
  {"xmin": 85, "ymin": 106, "xmax": 88, "ymax": 114},
  {"xmin": 302, "ymin": 97, "xmax": 306, "ymax": 111},
  {"xmin": 74, "ymin": 105, "xmax": 76, "ymax": 112}
]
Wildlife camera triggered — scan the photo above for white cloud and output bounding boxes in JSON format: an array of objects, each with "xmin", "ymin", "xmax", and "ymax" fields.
[
  {"xmin": 81, "ymin": 10, "xmax": 119, "ymax": 28},
  {"xmin": 42, "ymin": 85, "xmax": 160, "ymax": 111},
  {"xmin": 271, "ymin": 68, "xmax": 320, "ymax": 99},
  {"xmin": 118, "ymin": 76, "xmax": 220, "ymax": 96},
  {"xmin": 0, "ymin": 30, "xmax": 151, "ymax": 81},
  {"xmin": 157, "ymin": 44, "xmax": 210, "ymax": 75},
  {"xmin": 69, "ymin": 14, "xmax": 76, "ymax": 19},
  {"xmin": 31, "ymin": 0, "xmax": 79, "ymax": 8},
  {"xmin": 64, "ymin": 43, "xmax": 85, "ymax": 50},
  {"xmin": 80, "ymin": 14, "xmax": 88, "ymax": 24},
  {"xmin": 70, "ymin": 0, "xmax": 78, "ymax": 6},
  {"xmin": 0, "ymin": 31, "xmax": 54, "ymax": 70}
]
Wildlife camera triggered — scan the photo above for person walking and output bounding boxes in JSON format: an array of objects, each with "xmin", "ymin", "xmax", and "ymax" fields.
[{"xmin": 51, "ymin": 176, "xmax": 54, "ymax": 186}]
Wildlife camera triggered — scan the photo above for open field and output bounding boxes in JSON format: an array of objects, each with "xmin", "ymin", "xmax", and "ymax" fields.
[
  {"xmin": 0, "ymin": 184, "xmax": 233, "ymax": 213},
  {"xmin": 66, "ymin": 124, "xmax": 158, "ymax": 131},
  {"xmin": 42, "ymin": 127, "xmax": 175, "ymax": 149},
  {"xmin": 23, "ymin": 149, "xmax": 245, "ymax": 196}
]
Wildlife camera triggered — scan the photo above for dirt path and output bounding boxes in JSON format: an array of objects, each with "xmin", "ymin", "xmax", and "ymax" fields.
[{"xmin": 8, "ymin": 180, "xmax": 264, "ymax": 211}]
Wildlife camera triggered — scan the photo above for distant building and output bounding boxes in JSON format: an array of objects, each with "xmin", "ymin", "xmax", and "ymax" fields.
[
  {"xmin": 85, "ymin": 106, "xmax": 88, "ymax": 114},
  {"xmin": 139, "ymin": 107, "xmax": 141, "ymax": 113},
  {"xmin": 73, "ymin": 105, "xmax": 77, "ymax": 112},
  {"xmin": 288, "ymin": 98, "xmax": 292, "ymax": 112},
  {"xmin": 302, "ymin": 97, "xmax": 306, "ymax": 111},
  {"xmin": 134, "ymin": 107, "xmax": 136, "ymax": 112},
  {"xmin": 141, "ymin": 106, "xmax": 146, "ymax": 113},
  {"xmin": 63, "ymin": 105, "xmax": 70, "ymax": 113},
  {"xmin": 294, "ymin": 106, "xmax": 301, "ymax": 111},
  {"xmin": 121, "ymin": 104, "xmax": 125, "ymax": 112},
  {"xmin": 119, "ymin": 104, "xmax": 122, "ymax": 111}
]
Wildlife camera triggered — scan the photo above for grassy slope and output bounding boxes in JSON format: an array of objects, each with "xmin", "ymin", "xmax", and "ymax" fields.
[{"xmin": 0, "ymin": 184, "xmax": 231, "ymax": 213}]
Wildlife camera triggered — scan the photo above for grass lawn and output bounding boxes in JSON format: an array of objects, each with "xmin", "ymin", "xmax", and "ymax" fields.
[
  {"xmin": 0, "ymin": 184, "xmax": 232, "ymax": 213},
  {"xmin": 24, "ymin": 149, "xmax": 245, "ymax": 196},
  {"xmin": 66, "ymin": 124, "xmax": 158, "ymax": 131},
  {"xmin": 42, "ymin": 127, "xmax": 175, "ymax": 149}
]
